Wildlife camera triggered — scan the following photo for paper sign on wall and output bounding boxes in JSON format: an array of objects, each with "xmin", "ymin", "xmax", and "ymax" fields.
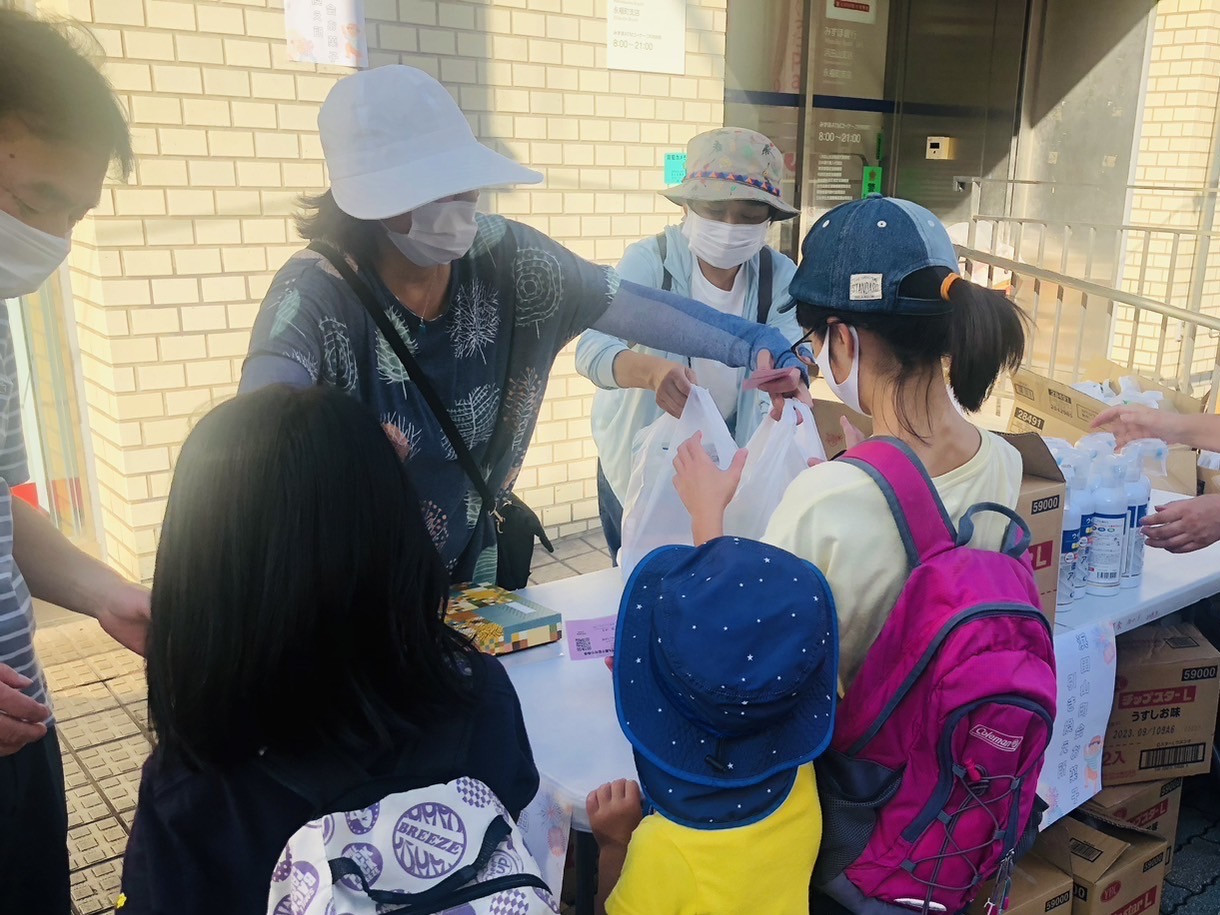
[
  {"xmin": 285, "ymin": 0, "xmax": 368, "ymax": 69},
  {"xmin": 608, "ymin": 0, "xmax": 687, "ymax": 75}
]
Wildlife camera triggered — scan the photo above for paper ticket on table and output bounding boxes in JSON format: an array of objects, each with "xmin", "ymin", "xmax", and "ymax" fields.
[{"xmin": 565, "ymin": 614, "xmax": 617, "ymax": 661}]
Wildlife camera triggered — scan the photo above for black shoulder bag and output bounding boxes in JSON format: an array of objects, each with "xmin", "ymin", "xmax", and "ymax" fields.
[{"xmin": 309, "ymin": 242, "xmax": 553, "ymax": 590}]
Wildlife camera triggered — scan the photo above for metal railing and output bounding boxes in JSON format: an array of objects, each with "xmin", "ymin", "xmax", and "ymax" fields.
[
  {"xmin": 953, "ymin": 176, "xmax": 1220, "ymax": 403},
  {"xmin": 956, "ymin": 245, "xmax": 1220, "ymax": 421}
]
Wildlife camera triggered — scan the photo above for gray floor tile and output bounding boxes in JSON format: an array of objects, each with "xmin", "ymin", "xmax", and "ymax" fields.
[
  {"xmin": 564, "ymin": 550, "xmax": 612, "ymax": 574},
  {"xmin": 59, "ymin": 708, "xmax": 142, "ymax": 752},
  {"xmin": 69, "ymin": 858, "xmax": 122, "ymax": 914},
  {"xmin": 44, "ymin": 658, "xmax": 102, "ymax": 692},
  {"xmin": 85, "ymin": 649, "xmax": 143, "ymax": 683},
  {"xmin": 54, "ymin": 682, "xmax": 121, "ymax": 722},
  {"xmin": 105, "ymin": 672, "xmax": 146, "ymax": 707},
  {"xmin": 96, "ymin": 770, "xmax": 142, "ymax": 816},
  {"xmin": 72, "ymin": 735, "xmax": 152, "ymax": 781},
  {"xmin": 551, "ymin": 537, "xmax": 594, "ymax": 561},
  {"xmin": 528, "ymin": 562, "xmax": 579, "ymax": 585},
  {"xmin": 67, "ymin": 817, "xmax": 127, "ymax": 871},
  {"xmin": 66, "ymin": 781, "xmax": 111, "ymax": 829}
]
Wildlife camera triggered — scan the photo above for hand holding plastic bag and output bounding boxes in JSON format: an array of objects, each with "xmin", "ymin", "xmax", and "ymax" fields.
[
  {"xmin": 724, "ymin": 402, "xmax": 825, "ymax": 537},
  {"xmin": 618, "ymin": 386, "xmax": 738, "ymax": 577}
]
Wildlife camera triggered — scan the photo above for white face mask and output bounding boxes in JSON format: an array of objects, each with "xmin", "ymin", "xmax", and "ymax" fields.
[
  {"xmin": 681, "ymin": 209, "xmax": 770, "ymax": 270},
  {"xmin": 815, "ymin": 325, "xmax": 865, "ymax": 415},
  {"xmin": 384, "ymin": 199, "xmax": 478, "ymax": 267},
  {"xmin": 0, "ymin": 208, "xmax": 70, "ymax": 300}
]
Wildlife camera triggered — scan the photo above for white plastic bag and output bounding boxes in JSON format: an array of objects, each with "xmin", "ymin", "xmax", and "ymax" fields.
[
  {"xmin": 724, "ymin": 402, "xmax": 824, "ymax": 539},
  {"xmin": 618, "ymin": 386, "xmax": 737, "ymax": 578}
]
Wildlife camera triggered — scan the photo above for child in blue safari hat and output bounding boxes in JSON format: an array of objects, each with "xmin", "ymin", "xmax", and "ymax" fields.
[{"xmin": 586, "ymin": 537, "xmax": 838, "ymax": 915}]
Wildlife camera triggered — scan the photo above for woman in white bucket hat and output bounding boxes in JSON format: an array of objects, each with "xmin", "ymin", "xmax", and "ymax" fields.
[
  {"xmin": 240, "ymin": 66, "xmax": 805, "ymax": 586},
  {"xmin": 576, "ymin": 127, "xmax": 803, "ymax": 562}
]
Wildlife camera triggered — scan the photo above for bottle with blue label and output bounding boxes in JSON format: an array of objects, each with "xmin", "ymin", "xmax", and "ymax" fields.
[{"xmin": 1087, "ymin": 454, "xmax": 1127, "ymax": 597}]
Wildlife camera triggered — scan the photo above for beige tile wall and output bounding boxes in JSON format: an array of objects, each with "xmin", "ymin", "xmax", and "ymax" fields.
[
  {"xmin": 37, "ymin": 0, "xmax": 728, "ymax": 580},
  {"xmin": 1113, "ymin": 0, "xmax": 1220, "ymax": 391}
]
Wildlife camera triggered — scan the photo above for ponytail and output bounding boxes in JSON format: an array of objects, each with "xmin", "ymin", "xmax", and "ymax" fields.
[
  {"xmin": 793, "ymin": 267, "xmax": 1026, "ymax": 430},
  {"xmin": 941, "ymin": 274, "xmax": 1026, "ymax": 411}
]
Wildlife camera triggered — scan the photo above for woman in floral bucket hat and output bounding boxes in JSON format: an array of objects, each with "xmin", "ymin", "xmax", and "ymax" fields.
[{"xmin": 576, "ymin": 127, "xmax": 804, "ymax": 562}]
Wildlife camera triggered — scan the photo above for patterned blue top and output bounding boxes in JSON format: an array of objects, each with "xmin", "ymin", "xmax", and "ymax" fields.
[{"xmin": 245, "ymin": 214, "xmax": 618, "ymax": 580}]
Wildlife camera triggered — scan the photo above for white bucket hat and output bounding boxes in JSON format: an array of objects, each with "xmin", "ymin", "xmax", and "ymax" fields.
[{"xmin": 319, "ymin": 66, "xmax": 543, "ymax": 221}]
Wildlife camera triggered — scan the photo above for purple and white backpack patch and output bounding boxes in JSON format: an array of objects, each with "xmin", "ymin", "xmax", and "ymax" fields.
[{"xmin": 266, "ymin": 778, "xmax": 557, "ymax": 915}]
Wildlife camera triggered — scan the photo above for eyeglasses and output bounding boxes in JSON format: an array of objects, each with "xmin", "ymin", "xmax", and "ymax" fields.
[{"xmin": 789, "ymin": 328, "xmax": 819, "ymax": 374}]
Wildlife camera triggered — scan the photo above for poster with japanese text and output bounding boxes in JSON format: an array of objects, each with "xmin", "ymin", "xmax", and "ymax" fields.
[
  {"xmin": 1037, "ymin": 623, "xmax": 1118, "ymax": 828},
  {"xmin": 607, "ymin": 0, "xmax": 687, "ymax": 75},
  {"xmin": 285, "ymin": 0, "xmax": 368, "ymax": 69}
]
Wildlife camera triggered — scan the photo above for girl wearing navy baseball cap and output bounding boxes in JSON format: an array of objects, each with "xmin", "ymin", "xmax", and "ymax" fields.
[{"xmin": 673, "ymin": 195, "xmax": 1027, "ymax": 690}]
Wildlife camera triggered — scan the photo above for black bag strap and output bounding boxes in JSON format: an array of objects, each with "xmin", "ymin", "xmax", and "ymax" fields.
[
  {"xmin": 329, "ymin": 817, "xmax": 550, "ymax": 911},
  {"xmin": 308, "ymin": 241, "xmax": 506, "ymax": 520},
  {"xmin": 757, "ymin": 247, "xmax": 773, "ymax": 325},
  {"xmin": 655, "ymin": 230, "xmax": 673, "ymax": 292}
]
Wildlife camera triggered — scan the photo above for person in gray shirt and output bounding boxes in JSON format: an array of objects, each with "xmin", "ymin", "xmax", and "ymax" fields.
[{"xmin": 0, "ymin": 11, "xmax": 151, "ymax": 909}]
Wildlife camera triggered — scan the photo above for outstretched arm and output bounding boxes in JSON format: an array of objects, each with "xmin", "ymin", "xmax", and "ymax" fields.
[{"xmin": 592, "ymin": 280, "xmax": 805, "ymax": 379}]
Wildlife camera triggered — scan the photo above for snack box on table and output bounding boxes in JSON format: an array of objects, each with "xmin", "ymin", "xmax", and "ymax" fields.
[
  {"xmin": 446, "ymin": 585, "xmax": 561, "ymax": 655},
  {"xmin": 1102, "ymin": 622, "xmax": 1220, "ymax": 786},
  {"xmin": 1006, "ymin": 358, "xmax": 1203, "ymax": 495},
  {"xmin": 1039, "ymin": 811, "xmax": 1168, "ymax": 915},
  {"xmin": 1083, "ymin": 778, "xmax": 1182, "ymax": 872}
]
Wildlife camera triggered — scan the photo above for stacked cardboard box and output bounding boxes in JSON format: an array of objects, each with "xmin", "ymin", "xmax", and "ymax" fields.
[
  {"xmin": 1102, "ymin": 622, "xmax": 1220, "ymax": 786},
  {"xmin": 1007, "ymin": 359, "xmax": 1205, "ymax": 495},
  {"xmin": 1040, "ymin": 812, "xmax": 1168, "ymax": 915},
  {"xmin": 1083, "ymin": 778, "xmax": 1183, "ymax": 872}
]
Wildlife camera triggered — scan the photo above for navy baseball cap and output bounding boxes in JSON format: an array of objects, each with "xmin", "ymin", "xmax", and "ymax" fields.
[
  {"xmin": 779, "ymin": 195, "xmax": 960, "ymax": 316},
  {"xmin": 614, "ymin": 537, "xmax": 838, "ymax": 826}
]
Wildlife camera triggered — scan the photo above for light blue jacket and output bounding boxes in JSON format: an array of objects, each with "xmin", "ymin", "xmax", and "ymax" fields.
[{"xmin": 575, "ymin": 224, "xmax": 801, "ymax": 503}]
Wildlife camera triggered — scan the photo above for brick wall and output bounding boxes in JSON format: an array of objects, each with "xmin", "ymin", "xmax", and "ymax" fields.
[
  {"xmin": 35, "ymin": 0, "xmax": 728, "ymax": 580},
  {"xmin": 1113, "ymin": 0, "xmax": 1220, "ymax": 392}
]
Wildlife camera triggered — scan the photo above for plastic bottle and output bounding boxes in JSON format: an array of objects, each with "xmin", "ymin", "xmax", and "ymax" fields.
[
  {"xmin": 1119, "ymin": 440, "xmax": 1166, "ymax": 589},
  {"xmin": 1087, "ymin": 454, "xmax": 1127, "ymax": 597},
  {"xmin": 1065, "ymin": 450, "xmax": 1095, "ymax": 601},
  {"xmin": 1057, "ymin": 463, "xmax": 1082, "ymax": 609}
]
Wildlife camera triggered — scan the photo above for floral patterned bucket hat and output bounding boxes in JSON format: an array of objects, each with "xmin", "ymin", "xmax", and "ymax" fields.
[{"xmin": 661, "ymin": 127, "xmax": 798, "ymax": 221}]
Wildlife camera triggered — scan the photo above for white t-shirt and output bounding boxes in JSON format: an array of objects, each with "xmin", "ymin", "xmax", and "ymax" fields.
[
  {"xmin": 688, "ymin": 264, "xmax": 748, "ymax": 421},
  {"xmin": 763, "ymin": 429, "xmax": 1023, "ymax": 690}
]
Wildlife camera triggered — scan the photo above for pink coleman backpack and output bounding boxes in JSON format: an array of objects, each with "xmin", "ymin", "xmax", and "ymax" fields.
[{"xmin": 813, "ymin": 439, "xmax": 1057, "ymax": 915}]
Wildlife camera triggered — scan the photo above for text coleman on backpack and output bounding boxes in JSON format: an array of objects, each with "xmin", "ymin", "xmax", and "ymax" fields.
[
  {"xmin": 674, "ymin": 196, "xmax": 1057, "ymax": 914},
  {"xmin": 118, "ymin": 388, "xmax": 544, "ymax": 914}
]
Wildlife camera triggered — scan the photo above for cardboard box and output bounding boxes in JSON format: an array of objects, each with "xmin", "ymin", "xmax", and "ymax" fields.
[
  {"xmin": 1102, "ymin": 622, "xmax": 1220, "ymax": 785},
  {"xmin": 1040, "ymin": 812, "xmax": 1168, "ymax": 915},
  {"xmin": 810, "ymin": 399, "xmax": 871, "ymax": 458},
  {"xmin": 1084, "ymin": 779, "xmax": 1183, "ymax": 872},
  {"xmin": 967, "ymin": 852, "xmax": 1074, "ymax": 915},
  {"xmin": 1005, "ymin": 432, "xmax": 1067, "ymax": 621},
  {"xmin": 1007, "ymin": 359, "xmax": 1204, "ymax": 495}
]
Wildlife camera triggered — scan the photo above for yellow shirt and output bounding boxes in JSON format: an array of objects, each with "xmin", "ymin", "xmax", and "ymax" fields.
[
  {"xmin": 764, "ymin": 429, "xmax": 1022, "ymax": 690},
  {"xmin": 606, "ymin": 764, "xmax": 821, "ymax": 915}
]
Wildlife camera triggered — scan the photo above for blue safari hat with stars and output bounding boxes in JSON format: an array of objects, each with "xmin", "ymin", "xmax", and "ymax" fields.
[{"xmin": 615, "ymin": 537, "xmax": 838, "ymax": 827}]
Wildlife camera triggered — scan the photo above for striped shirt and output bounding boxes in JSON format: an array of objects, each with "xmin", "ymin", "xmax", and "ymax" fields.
[{"xmin": 0, "ymin": 306, "xmax": 37, "ymax": 713}]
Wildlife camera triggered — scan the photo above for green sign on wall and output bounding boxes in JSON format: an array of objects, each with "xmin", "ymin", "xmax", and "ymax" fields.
[
  {"xmin": 862, "ymin": 166, "xmax": 883, "ymax": 197},
  {"xmin": 664, "ymin": 152, "xmax": 688, "ymax": 186}
]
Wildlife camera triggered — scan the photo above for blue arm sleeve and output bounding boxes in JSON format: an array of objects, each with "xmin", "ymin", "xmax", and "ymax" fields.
[
  {"xmin": 238, "ymin": 354, "xmax": 314, "ymax": 393},
  {"xmin": 591, "ymin": 279, "xmax": 806, "ymax": 377}
]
